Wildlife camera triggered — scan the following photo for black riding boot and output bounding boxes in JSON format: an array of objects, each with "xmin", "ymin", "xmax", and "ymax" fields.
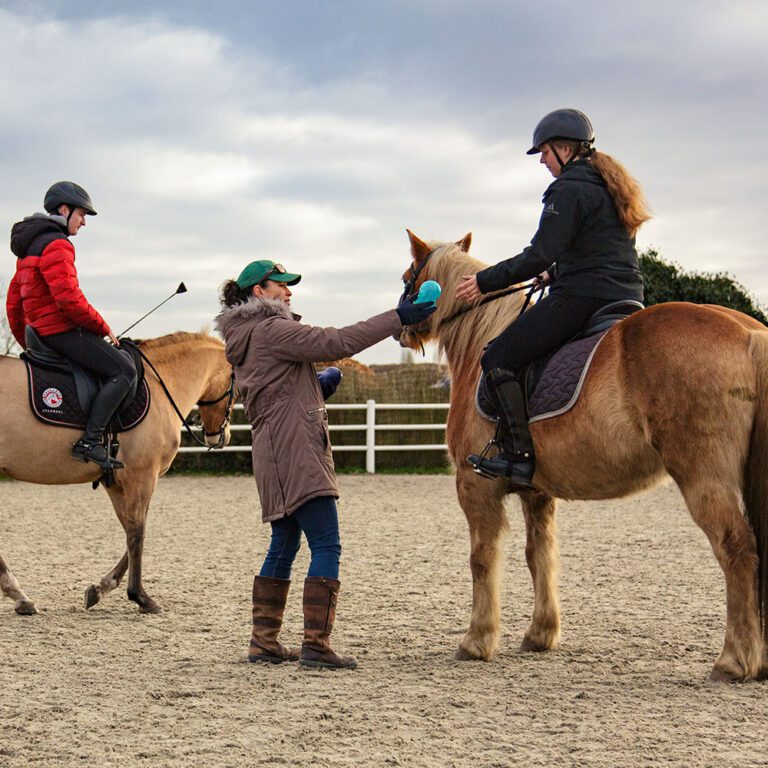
[
  {"xmin": 71, "ymin": 374, "xmax": 132, "ymax": 469},
  {"xmin": 467, "ymin": 368, "xmax": 535, "ymax": 487}
]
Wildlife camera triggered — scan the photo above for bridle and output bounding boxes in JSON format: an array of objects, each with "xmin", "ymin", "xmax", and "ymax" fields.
[
  {"xmin": 138, "ymin": 348, "xmax": 236, "ymax": 450},
  {"xmin": 399, "ymin": 247, "xmax": 438, "ymax": 305},
  {"xmin": 197, "ymin": 373, "xmax": 237, "ymax": 447}
]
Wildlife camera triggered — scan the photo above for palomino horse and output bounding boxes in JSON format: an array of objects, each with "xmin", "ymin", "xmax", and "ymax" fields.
[
  {"xmin": 398, "ymin": 230, "xmax": 768, "ymax": 682},
  {"xmin": 0, "ymin": 332, "xmax": 233, "ymax": 615}
]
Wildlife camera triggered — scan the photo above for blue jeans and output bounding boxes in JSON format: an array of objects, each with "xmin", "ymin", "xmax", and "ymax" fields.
[{"xmin": 259, "ymin": 496, "xmax": 342, "ymax": 580}]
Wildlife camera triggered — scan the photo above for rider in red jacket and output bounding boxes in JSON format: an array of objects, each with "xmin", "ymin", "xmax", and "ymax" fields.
[{"xmin": 7, "ymin": 182, "xmax": 136, "ymax": 469}]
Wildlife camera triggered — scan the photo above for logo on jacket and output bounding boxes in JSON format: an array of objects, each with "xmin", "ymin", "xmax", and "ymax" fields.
[
  {"xmin": 42, "ymin": 387, "xmax": 64, "ymax": 408},
  {"xmin": 543, "ymin": 202, "xmax": 559, "ymax": 215}
]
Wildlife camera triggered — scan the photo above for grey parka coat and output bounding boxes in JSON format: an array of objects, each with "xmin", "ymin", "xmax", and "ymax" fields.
[{"xmin": 215, "ymin": 297, "xmax": 402, "ymax": 522}]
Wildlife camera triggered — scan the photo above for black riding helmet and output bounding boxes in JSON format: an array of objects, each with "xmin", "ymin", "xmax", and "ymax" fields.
[
  {"xmin": 44, "ymin": 181, "xmax": 98, "ymax": 216},
  {"xmin": 526, "ymin": 108, "xmax": 595, "ymax": 155}
]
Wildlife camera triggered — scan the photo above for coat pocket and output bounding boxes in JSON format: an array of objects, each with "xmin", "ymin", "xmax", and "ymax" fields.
[{"xmin": 304, "ymin": 406, "xmax": 331, "ymax": 451}]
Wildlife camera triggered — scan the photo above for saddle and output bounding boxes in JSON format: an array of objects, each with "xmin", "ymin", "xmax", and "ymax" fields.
[
  {"xmin": 477, "ymin": 300, "xmax": 644, "ymax": 423},
  {"xmin": 21, "ymin": 327, "xmax": 150, "ymax": 432}
]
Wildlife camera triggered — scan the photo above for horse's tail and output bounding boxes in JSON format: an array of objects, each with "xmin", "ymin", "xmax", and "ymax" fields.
[{"xmin": 746, "ymin": 330, "xmax": 768, "ymax": 641}]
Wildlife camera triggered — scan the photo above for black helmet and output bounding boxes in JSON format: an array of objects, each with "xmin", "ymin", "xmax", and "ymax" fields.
[
  {"xmin": 526, "ymin": 109, "xmax": 595, "ymax": 155},
  {"xmin": 43, "ymin": 181, "xmax": 98, "ymax": 215}
]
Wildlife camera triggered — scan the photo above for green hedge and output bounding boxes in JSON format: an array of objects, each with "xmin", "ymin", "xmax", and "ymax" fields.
[{"xmin": 639, "ymin": 248, "xmax": 767, "ymax": 324}]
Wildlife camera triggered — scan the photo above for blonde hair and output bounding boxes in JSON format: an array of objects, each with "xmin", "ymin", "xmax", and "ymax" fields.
[{"xmin": 553, "ymin": 140, "xmax": 652, "ymax": 237}]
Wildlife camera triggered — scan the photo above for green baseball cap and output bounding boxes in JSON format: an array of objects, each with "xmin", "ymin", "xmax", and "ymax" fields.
[{"xmin": 235, "ymin": 260, "xmax": 302, "ymax": 289}]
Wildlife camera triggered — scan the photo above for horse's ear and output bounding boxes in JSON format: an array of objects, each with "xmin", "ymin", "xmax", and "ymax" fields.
[
  {"xmin": 406, "ymin": 228, "xmax": 432, "ymax": 263},
  {"xmin": 455, "ymin": 232, "xmax": 472, "ymax": 253}
]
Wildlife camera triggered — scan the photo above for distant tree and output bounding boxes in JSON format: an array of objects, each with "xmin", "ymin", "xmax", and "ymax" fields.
[
  {"xmin": 639, "ymin": 248, "xmax": 768, "ymax": 325},
  {"xmin": 0, "ymin": 280, "xmax": 20, "ymax": 355}
]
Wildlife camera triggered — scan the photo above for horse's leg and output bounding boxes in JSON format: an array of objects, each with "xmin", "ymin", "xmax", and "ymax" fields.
[
  {"xmin": 677, "ymin": 479, "xmax": 763, "ymax": 681},
  {"xmin": 454, "ymin": 468, "xmax": 509, "ymax": 661},
  {"xmin": 519, "ymin": 490, "xmax": 560, "ymax": 651},
  {"xmin": 83, "ymin": 551, "xmax": 129, "ymax": 610},
  {"xmin": 106, "ymin": 477, "xmax": 161, "ymax": 614},
  {"xmin": 0, "ymin": 554, "xmax": 38, "ymax": 615}
]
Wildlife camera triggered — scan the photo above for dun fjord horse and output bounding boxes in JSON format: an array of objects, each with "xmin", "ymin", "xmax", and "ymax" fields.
[
  {"xmin": 0, "ymin": 332, "xmax": 233, "ymax": 615},
  {"xmin": 399, "ymin": 230, "xmax": 768, "ymax": 682}
]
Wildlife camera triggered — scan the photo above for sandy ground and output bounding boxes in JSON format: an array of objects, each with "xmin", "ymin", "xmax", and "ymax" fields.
[{"xmin": 1, "ymin": 474, "xmax": 767, "ymax": 767}]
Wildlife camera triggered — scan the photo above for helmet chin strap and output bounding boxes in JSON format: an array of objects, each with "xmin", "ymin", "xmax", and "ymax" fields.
[
  {"xmin": 549, "ymin": 140, "xmax": 594, "ymax": 170},
  {"xmin": 550, "ymin": 143, "xmax": 567, "ymax": 169},
  {"xmin": 58, "ymin": 205, "xmax": 77, "ymax": 230}
]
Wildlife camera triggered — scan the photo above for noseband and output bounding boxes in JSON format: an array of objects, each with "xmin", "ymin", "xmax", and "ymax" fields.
[{"xmin": 196, "ymin": 372, "xmax": 237, "ymax": 448}]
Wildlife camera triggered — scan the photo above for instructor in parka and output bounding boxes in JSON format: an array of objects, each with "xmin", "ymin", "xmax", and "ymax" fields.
[{"xmin": 215, "ymin": 259, "xmax": 435, "ymax": 670}]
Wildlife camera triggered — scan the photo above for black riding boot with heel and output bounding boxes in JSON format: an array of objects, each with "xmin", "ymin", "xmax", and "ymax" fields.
[
  {"xmin": 467, "ymin": 368, "xmax": 535, "ymax": 487},
  {"xmin": 71, "ymin": 374, "xmax": 133, "ymax": 469}
]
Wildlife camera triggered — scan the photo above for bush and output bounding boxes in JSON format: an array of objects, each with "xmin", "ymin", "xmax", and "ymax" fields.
[{"xmin": 639, "ymin": 248, "xmax": 767, "ymax": 324}]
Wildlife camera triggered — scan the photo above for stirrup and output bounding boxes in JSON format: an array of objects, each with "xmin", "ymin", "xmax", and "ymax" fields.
[
  {"xmin": 466, "ymin": 424, "xmax": 534, "ymax": 486},
  {"xmin": 466, "ymin": 453, "xmax": 534, "ymax": 487},
  {"xmin": 466, "ymin": 431, "xmax": 504, "ymax": 480},
  {"xmin": 71, "ymin": 439, "xmax": 125, "ymax": 470}
]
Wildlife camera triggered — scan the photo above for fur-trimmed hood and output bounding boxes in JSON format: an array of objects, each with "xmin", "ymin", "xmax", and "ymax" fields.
[
  {"xmin": 215, "ymin": 296, "xmax": 299, "ymax": 367},
  {"xmin": 214, "ymin": 296, "xmax": 295, "ymax": 331}
]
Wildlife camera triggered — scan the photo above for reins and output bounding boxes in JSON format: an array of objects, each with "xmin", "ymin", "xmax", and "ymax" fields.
[
  {"xmin": 401, "ymin": 246, "xmax": 545, "ymax": 333},
  {"xmin": 137, "ymin": 347, "xmax": 235, "ymax": 450},
  {"xmin": 438, "ymin": 281, "xmax": 544, "ymax": 327}
]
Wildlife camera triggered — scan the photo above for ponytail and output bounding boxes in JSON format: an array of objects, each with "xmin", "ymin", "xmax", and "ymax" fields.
[
  {"xmin": 551, "ymin": 139, "xmax": 651, "ymax": 237},
  {"xmin": 587, "ymin": 151, "xmax": 651, "ymax": 237},
  {"xmin": 219, "ymin": 279, "xmax": 252, "ymax": 308}
]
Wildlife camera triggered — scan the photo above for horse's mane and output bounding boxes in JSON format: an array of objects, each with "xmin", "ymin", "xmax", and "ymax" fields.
[
  {"xmin": 137, "ymin": 331, "xmax": 223, "ymax": 356},
  {"xmin": 421, "ymin": 242, "xmax": 526, "ymax": 368}
]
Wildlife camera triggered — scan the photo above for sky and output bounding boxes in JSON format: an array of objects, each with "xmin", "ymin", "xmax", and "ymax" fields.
[{"xmin": 0, "ymin": 0, "xmax": 765, "ymax": 364}]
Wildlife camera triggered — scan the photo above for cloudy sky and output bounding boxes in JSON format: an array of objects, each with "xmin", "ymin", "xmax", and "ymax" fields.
[{"xmin": 0, "ymin": 0, "xmax": 764, "ymax": 363}]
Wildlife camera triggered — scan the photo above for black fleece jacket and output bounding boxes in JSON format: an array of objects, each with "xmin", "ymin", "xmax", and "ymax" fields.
[{"xmin": 476, "ymin": 161, "xmax": 644, "ymax": 301}]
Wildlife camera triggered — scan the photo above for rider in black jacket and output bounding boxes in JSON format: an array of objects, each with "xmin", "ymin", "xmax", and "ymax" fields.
[{"xmin": 456, "ymin": 108, "xmax": 650, "ymax": 486}]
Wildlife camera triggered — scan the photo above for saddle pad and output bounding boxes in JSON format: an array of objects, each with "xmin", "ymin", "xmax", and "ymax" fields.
[
  {"xmin": 526, "ymin": 330, "xmax": 606, "ymax": 423},
  {"xmin": 26, "ymin": 362, "xmax": 150, "ymax": 431}
]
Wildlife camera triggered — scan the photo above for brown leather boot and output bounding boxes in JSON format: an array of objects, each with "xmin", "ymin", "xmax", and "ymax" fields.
[
  {"xmin": 300, "ymin": 576, "xmax": 358, "ymax": 670},
  {"xmin": 248, "ymin": 575, "xmax": 300, "ymax": 663}
]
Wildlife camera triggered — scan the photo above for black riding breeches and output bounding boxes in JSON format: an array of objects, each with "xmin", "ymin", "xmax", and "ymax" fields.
[
  {"xmin": 42, "ymin": 327, "xmax": 136, "ymax": 382},
  {"xmin": 480, "ymin": 292, "xmax": 612, "ymax": 375}
]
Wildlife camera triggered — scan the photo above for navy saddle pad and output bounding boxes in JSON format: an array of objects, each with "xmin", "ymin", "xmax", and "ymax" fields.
[
  {"xmin": 24, "ymin": 363, "xmax": 150, "ymax": 431},
  {"xmin": 21, "ymin": 329, "xmax": 150, "ymax": 432},
  {"xmin": 476, "ymin": 300, "xmax": 644, "ymax": 424}
]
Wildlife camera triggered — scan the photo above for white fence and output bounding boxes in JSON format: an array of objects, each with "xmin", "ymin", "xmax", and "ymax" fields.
[{"xmin": 178, "ymin": 401, "xmax": 450, "ymax": 473}]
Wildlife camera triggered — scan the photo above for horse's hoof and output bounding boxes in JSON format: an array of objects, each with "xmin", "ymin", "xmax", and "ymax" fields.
[
  {"xmin": 139, "ymin": 601, "xmax": 161, "ymax": 615},
  {"xmin": 454, "ymin": 645, "xmax": 484, "ymax": 661},
  {"xmin": 520, "ymin": 635, "xmax": 557, "ymax": 652},
  {"xmin": 14, "ymin": 599, "xmax": 38, "ymax": 615},
  {"xmin": 84, "ymin": 585, "xmax": 102, "ymax": 610},
  {"xmin": 709, "ymin": 666, "xmax": 744, "ymax": 684}
]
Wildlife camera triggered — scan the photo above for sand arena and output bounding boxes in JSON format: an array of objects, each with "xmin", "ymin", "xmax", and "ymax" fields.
[{"xmin": 1, "ymin": 475, "xmax": 766, "ymax": 767}]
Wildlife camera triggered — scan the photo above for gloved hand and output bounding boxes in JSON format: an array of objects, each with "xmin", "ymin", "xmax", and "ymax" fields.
[
  {"xmin": 317, "ymin": 367, "xmax": 343, "ymax": 400},
  {"xmin": 396, "ymin": 295, "xmax": 437, "ymax": 326}
]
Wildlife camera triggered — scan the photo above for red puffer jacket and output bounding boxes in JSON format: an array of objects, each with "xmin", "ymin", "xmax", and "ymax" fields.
[{"xmin": 6, "ymin": 215, "xmax": 109, "ymax": 347}]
